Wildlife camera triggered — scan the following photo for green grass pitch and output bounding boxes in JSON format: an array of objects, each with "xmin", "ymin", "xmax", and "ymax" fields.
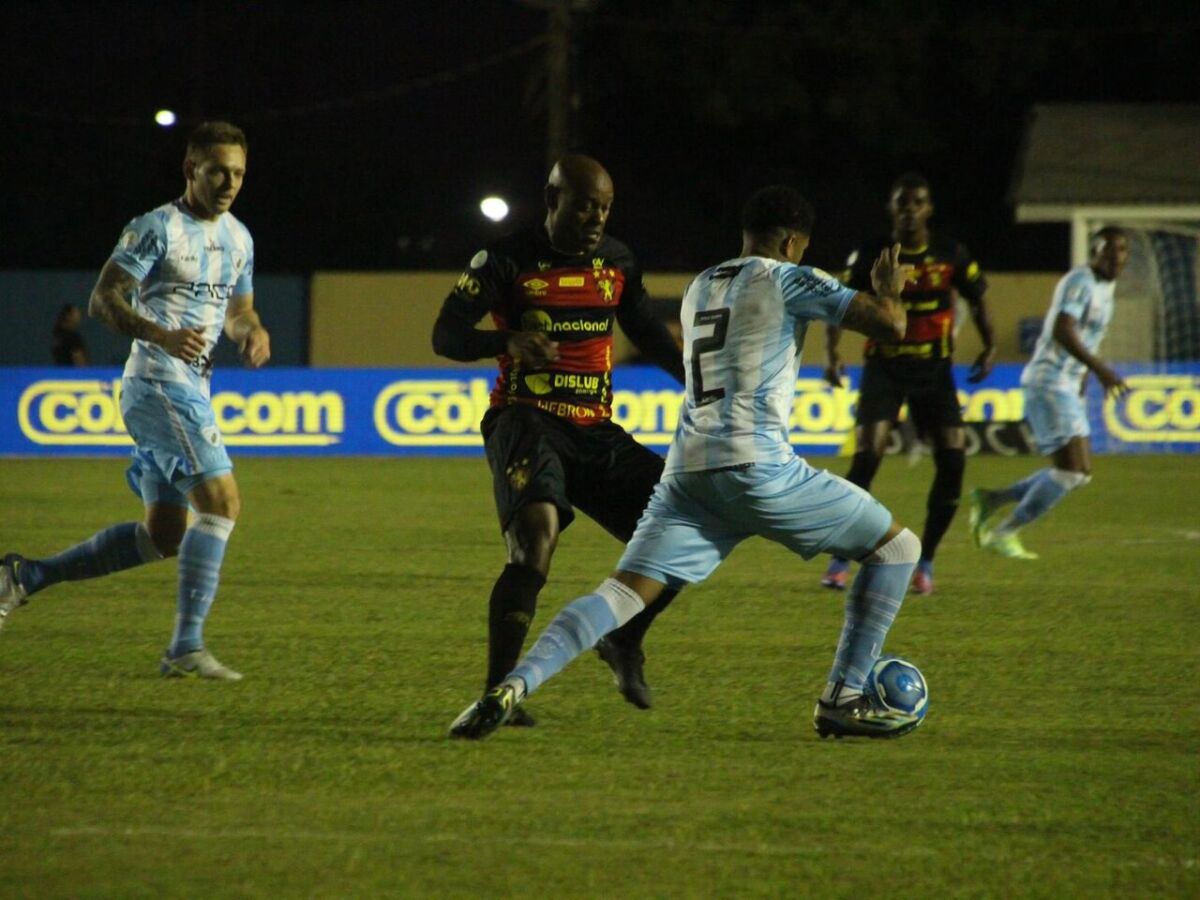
[{"xmin": 1, "ymin": 455, "xmax": 1197, "ymax": 897}]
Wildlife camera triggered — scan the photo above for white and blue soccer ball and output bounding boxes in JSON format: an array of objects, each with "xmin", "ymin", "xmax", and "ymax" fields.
[{"xmin": 868, "ymin": 656, "xmax": 928, "ymax": 720}]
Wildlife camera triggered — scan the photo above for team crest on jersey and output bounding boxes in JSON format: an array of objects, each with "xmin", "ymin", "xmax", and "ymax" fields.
[
  {"xmin": 120, "ymin": 230, "xmax": 139, "ymax": 249},
  {"xmin": 597, "ymin": 278, "xmax": 616, "ymax": 302},
  {"xmin": 469, "ymin": 250, "xmax": 488, "ymax": 269},
  {"xmin": 507, "ymin": 458, "xmax": 531, "ymax": 491},
  {"xmin": 523, "ymin": 278, "xmax": 549, "ymax": 297}
]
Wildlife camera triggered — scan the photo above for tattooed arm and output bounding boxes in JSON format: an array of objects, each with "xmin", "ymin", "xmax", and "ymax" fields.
[{"xmin": 88, "ymin": 260, "xmax": 206, "ymax": 362}]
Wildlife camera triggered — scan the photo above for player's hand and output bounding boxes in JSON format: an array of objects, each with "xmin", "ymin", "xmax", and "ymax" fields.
[
  {"xmin": 967, "ymin": 346, "xmax": 996, "ymax": 384},
  {"xmin": 870, "ymin": 243, "xmax": 914, "ymax": 299},
  {"xmin": 160, "ymin": 327, "xmax": 207, "ymax": 363},
  {"xmin": 823, "ymin": 355, "xmax": 844, "ymax": 388},
  {"xmin": 1096, "ymin": 363, "xmax": 1128, "ymax": 397},
  {"xmin": 240, "ymin": 326, "xmax": 271, "ymax": 369},
  {"xmin": 507, "ymin": 332, "xmax": 560, "ymax": 368}
]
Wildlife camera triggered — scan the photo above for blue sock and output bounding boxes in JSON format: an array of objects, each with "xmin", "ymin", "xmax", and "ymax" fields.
[
  {"xmin": 991, "ymin": 468, "xmax": 1050, "ymax": 506},
  {"xmin": 827, "ymin": 559, "xmax": 912, "ymax": 691},
  {"xmin": 995, "ymin": 469, "xmax": 1071, "ymax": 534},
  {"xmin": 18, "ymin": 522, "xmax": 159, "ymax": 596},
  {"xmin": 511, "ymin": 592, "xmax": 620, "ymax": 697},
  {"xmin": 917, "ymin": 558, "xmax": 933, "ymax": 578},
  {"xmin": 169, "ymin": 514, "xmax": 235, "ymax": 657}
]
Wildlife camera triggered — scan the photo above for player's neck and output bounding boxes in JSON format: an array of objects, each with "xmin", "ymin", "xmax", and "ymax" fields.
[
  {"xmin": 181, "ymin": 193, "xmax": 222, "ymax": 223},
  {"xmin": 740, "ymin": 240, "xmax": 786, "ymax": 262},
  {"xmin": 893, "ymin": 228, "xmax": 928, "ymax": 252}
]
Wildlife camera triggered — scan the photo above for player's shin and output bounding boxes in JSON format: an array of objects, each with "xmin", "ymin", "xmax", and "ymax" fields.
[
  {"xmin": 824, "ymin": 528, "xmax": 920, "ymax": 700},
  {"xmin": 486, "ymin": 563, "xmax": 545, "ymax": 688},
  {"xmin": 169, "ymin": 514, "xmax": 234, "ymax": 657},
  {"xmin": 14, "ymin": 522, "xmax": 162, "ymax": 596},
  {"xmin": 992, "ymin": 468, "xmax": 1088, "ymax": 536},
  {"xmin": 508, "ymin": 578, "xmax": 645, "ymax": 697},
  {"xmin": 921, "ymin": 447, "xmax": 965, "ymax": 560}
]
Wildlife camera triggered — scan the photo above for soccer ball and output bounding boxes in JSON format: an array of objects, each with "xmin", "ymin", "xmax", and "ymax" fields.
[{"xmin": 868, "ymin": 656, "xmax": 929, "ymax": 720}]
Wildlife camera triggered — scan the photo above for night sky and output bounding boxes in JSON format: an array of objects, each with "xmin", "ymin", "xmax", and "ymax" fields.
[{"xmin": 5, "ymin": 0, "xmax": 1199, "ymax": 276}]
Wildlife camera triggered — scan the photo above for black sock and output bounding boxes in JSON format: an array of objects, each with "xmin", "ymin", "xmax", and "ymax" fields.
[
  {"xmin": 608, "ymin": 589, "xmax": 678, "ymax": 650},
  {"xmin": 922, "ymin": 448, "xmax": 965, "ymax": 560},
  {"xmin": 486, "ymin": 563, "xmax": 546, "ymax": 689}
]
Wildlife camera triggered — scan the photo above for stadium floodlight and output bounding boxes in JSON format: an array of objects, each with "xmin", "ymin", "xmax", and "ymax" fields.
[
  {"xmin": 154, "ymin": 109, "xmax": 177, "ymax": 127},
  {"xmin": 480, "ymin": 196, "xmax": 509, "ymax": 222}
]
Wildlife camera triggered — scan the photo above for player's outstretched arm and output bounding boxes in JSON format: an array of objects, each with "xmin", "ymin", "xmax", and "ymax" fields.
[
  {"xmin": 1052, "ymin": 312, "xmax": 1127, "ymax": 396},
  {"xmin": 226, "ymin": 294, "xmax": 271, "ymax": 368},
  {"xmin": 89, "ymin": 259, "xmax": 206, "ymax": 362}
]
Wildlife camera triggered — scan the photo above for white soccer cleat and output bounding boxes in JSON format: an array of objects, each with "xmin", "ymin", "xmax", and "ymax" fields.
[
  {"xmin": 0, "ymin": 555, "xmax": 30, "ymax": 636},
  {"xmin": 160, "ymin": 648, "xmax": 244, "ymax": 681}
]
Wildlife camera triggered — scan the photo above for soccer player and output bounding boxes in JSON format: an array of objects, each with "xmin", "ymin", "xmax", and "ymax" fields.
[
  {"xmin": 433, "ymin": 154, "xmax": 685, "ymax": 727},
  {"xmin": 0, "ymin": 121, "xmax": 268, "ymax": 680},
  {"xmin": 449, "ymin": 185, "xmax": 925, "ymax": 741},
  {"xmin": 969, "ymin": 227, "xmax": 1130, "ymax": 557},
  {"xmin": 821, "ymin": 173, "xmax": 995, "ymax": 595}
]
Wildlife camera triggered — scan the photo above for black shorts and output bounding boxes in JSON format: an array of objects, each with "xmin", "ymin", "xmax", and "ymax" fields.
[
  {"xmin": 856, "ymin": 357, "xmax": 963, "ymax": 432},
  {"xmin": 481, "ymin": 404, "xmax": 664, "ymax": 540}
]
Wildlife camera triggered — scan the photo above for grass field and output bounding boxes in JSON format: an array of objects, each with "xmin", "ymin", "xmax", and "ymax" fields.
[{"xmin": 1, "ymin": 454, "xmax": 1197, "ymax": 898}]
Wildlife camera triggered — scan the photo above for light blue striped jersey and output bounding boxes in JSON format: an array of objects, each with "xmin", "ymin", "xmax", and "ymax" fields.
[
  {"xmin": 664, "ymin": 256, "xmax": 856, "ymax": 474},
  {"xmin": 109, "ymin": 199, "xmax": 254, "ymax": 392},
  {"xmin": 1021, "ymin": 265, "xmax": 1115, "ymax": 391}
]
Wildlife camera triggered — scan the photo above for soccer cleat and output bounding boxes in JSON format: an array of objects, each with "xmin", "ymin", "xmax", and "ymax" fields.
[
  {"xmin": 980, "ymin": 530, "xmax": 1039, "ymax": 560},
  {"xmin": 813, "ymin": 691, "xmax": 923, "ymax": 740},
  {"xmin": 595, "ymin": 635, "xmax": 652, "ymax": 709},
  {"xmin": 505, "ymin": 706, "xmax": 537, "ymax": 727},
  {"xmin": 821, "ymin": 558, "xmax": 850, "ymax": 591},
  {"xmin": 910, "ymin": 567, "xmax": 934, "ymax": 596},
  {"xmin": 448, "ymin": 680, "xmax": 525, "ymax": 740},
  {"xmin": 160, "ymin": 648, "xmax": 244, "ymax": 681},
  {"xmin": 967, "ymin": 488, "xmax": 997, "ymax": 548},
  {"xmin": 0, "ymin": 554, "xmax": 30, "ymax": 636}
]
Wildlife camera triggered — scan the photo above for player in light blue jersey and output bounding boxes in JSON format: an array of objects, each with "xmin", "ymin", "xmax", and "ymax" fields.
[
  {"xmin": 969, "ymin": 227, "xmax": 1129, "ymax": 559},
  {"xmin": 450, "ymin": 185, "xmax": 928, "ymax": 741},
  {"xmin": 0, "ymin": 122, "xmax": 270, "ymax": 680}
]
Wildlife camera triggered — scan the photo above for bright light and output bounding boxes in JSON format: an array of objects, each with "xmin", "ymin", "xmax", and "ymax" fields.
[
  {"xmin": 480, "ymin": 196, "xmax": 509, "ymax": 222},
  {"xmin": 154, "ymin": 109, "xmax": 177, "ymax": 127}
]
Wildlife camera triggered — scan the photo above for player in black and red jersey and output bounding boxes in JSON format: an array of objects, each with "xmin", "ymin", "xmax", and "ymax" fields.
[
  {"xmin": 821, "ymin": 172, "xmax": 996, "ymax": 595},
  {"xmin": 433, "ymin": 155, "xmax": 684, "ymax": 732}
]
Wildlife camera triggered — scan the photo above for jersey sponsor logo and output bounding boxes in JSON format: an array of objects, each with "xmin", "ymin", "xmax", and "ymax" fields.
[
  {"xmin": 553, "ymin": 373, "xmax": 600, "ymax": 392},
  {"xmin": 558, "ymin": 276, "xmax": 586, "ymax": 287},
  {"xmin": 456, "ymin": 272, "xmax": 482, "ymax": 296},
  {"xmin": 524, "ymin": 373, "xmax": 553, "ymax": 395},
  {"xmin": 791, "ymin": 269, "xmax": 841, "ymax": 297},
  {"xmin": 1104, "ymin": 374, "xmax": 1200, "ymax": 443},
  {"xmin": 182, "ymin": 281, "xmax": 238, "ymax": 300},
  {"xmin": 15, "ymin": 379, "xmax": 343, "ymax": 447},
  {"xmin": 519, "ymin": 309, "xmax": 611, "ymax": 335}
]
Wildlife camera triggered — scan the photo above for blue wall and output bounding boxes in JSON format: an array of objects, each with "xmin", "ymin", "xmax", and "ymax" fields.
[{"xmin": 0, "ymin": 271, "xmax": 308, "ymax": 367}]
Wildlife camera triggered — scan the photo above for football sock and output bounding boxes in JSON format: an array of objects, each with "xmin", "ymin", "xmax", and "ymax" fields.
[
  {"xmin": 485, "ymin": 563, "xmax": 545, "ymax": 689},
  {"xmin": 917, "ymin": 558, "xmax": 933, "ymax": 579},
  {"xmin": 921, "ymin": 448, "xmax": 964, "ymax": 560},
  {"xmin": 511, "ymin": 579, "xmax": 644, "ymax": 697},
  {"xmin": 992, "ymin": 468, "xmax": 1087, "ymax": 537},
  {"xmin": 826, "ymin": 529, "xmax": 918, "ymax": 692},
  {"xmin": 17, "ymin": 522, "xmax": 161, "ymax": 596},
  {"xmin": 169, "ymin": 514, "xmax": 234, "ymax": 657},
  {"xmin": 606, "ymin": 588, "xmax": 677, "ymax": 648},
  {"xmin": 989, "ymin": 469, "xmax": 1049, "ymax": 507}
]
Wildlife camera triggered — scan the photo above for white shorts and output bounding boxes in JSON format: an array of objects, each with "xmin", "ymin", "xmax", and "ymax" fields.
[
  {"xmin": 1023, "ymin": 386, "xmax": 1089, "ymax": 456},
  {"xmin": 617, "ymin": 457, "xmax": 892, "ymax": 589}
]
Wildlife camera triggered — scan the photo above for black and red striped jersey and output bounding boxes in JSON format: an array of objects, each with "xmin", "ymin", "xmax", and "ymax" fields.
[
  {"xmin": 433, "ymin": 226, "xmax": 683, "ymax": 426},
  {"xmin": 844, "ymin": 234, "xmax": 987, "ymax": 361}
]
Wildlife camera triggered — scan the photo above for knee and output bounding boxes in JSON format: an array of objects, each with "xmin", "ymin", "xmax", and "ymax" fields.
[
  {"xmin": 507, "ymin": 523, "xmax": 558, "ymax": 573},
  {"xmin": 865, "ymin": 527, "xmax": 921, "ymax": 566},
  {"xmin": 847, "ymin": 450, "xmax": 882, "ymax": 486},
  {"xmin": 144, "ymin": 522, "xmax": 183, "ymax": 558}
]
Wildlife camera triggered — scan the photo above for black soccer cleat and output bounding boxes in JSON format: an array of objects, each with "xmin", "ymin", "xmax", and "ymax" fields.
[
  {"xmin": 448, "ymin": 681, "xmax": 524, "ymax": 740},
  {"xmin": 595, "ymin": 635, "xmax": 652, "ymax": 710}
]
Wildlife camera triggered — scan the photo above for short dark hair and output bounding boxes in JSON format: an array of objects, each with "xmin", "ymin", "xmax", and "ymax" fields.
[
  {"xmin": 890, "ymin": 171, "xmax": 931, "ymax": 196},
  {"xmin": 186, "ymin": 121, "xmax": 247, "ymax": 160},
  {"xmin": 1090, "ymin": 225, "xmax": 1127, "ymax": 252},
  {"xmin": 741, "ymin": 185, "xmax": 815, "ymax": 237}
]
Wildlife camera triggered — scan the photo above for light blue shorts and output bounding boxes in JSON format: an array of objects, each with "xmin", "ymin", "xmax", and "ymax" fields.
[
  {"xmin": 1023, "ymin": 386, "xmax": 1089, "ymax": 456},
  {"xmin": 617, "ymin": 457, "xmax": 892, "ymax": 590},
  {"xmin": 120, "ymin": 376, "xmax": 233, "ymax": 506}
]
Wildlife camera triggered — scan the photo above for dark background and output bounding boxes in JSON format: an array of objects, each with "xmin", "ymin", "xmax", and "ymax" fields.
[{"xmin": 4, "ymin": 0, "xmax": 1199, "ymax": 276}]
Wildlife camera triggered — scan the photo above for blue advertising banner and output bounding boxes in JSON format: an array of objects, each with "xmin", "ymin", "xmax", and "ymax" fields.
[{"xmin": 1, "ymin": 364, "xmax": 1197, "ymax": 457}]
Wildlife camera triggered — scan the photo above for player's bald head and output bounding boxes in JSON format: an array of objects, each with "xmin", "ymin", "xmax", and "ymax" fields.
[
  {"xmin": 547, "ymin": 154, "xmax": 613, "ymax": 197},
  {"xmin": 544, "ymin": 154, "xmax": 615, "ymax": 255}
]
